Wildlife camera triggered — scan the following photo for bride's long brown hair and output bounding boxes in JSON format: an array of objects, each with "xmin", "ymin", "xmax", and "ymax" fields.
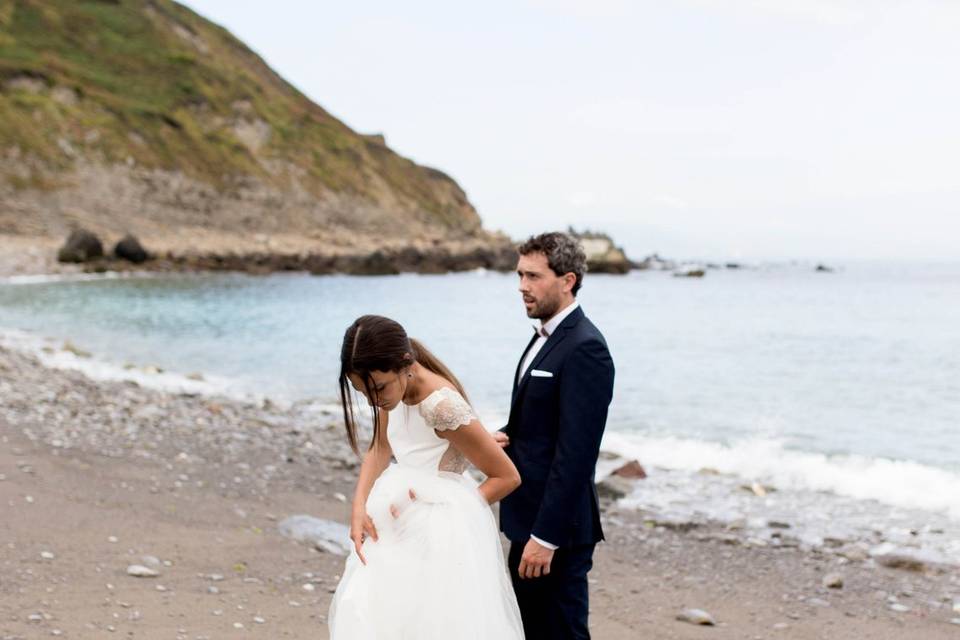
[{"xmin": 339, "ymin": 315, "xmax": 468, "ymax": 455}]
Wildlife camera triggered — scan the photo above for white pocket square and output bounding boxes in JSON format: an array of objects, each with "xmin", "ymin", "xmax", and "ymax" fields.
[{"xmin": 530, "ymin": 369, "xmax": 554, "ymax": 378}]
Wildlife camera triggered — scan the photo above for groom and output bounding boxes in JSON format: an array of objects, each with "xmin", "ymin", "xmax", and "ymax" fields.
[{"xmin": 494, "ymin": 232, "xmax": 615, "ymax": 640}]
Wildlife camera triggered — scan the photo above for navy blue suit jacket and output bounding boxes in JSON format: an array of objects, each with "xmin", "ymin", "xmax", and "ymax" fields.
[{"xmin": 499, "ymin": 306, "xmax": 615, "ymax": 548}]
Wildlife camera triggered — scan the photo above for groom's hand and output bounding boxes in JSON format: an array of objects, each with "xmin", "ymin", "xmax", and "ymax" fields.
[
  {"xmin": 492, "ymin": 432, "xmax": 510, "ymax": 448},
  {"xmin": 389, "ymin": 488, "xmax": 417, "ymax": 519},
  {"xmin": 518, "ymin": 538, "xmax": 555, "ymax": 579}
]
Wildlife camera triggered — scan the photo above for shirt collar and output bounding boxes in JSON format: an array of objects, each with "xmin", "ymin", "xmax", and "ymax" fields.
[{"xmin": 532, "ymin": 300, "xmax": 580, "ymax": 337}]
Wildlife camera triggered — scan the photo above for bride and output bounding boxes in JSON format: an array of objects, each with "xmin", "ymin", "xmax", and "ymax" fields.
[{"xmin": 328, "ymin": 315, "xmax": 525, "ymax": 639}]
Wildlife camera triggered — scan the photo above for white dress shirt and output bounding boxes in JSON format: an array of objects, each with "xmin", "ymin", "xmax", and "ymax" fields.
[
  {"xmin": 516, "ymin": 300, "xmax": 580, "ymax": 551},
  {"xmin": 517, "ymin": 301, "xmax": 580, "ymax": 384}
]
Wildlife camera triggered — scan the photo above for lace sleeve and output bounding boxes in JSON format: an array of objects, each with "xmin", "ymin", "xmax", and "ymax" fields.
[{"xmin": 418, "ymin": 387, "xmax": 477, "ymax": 432}]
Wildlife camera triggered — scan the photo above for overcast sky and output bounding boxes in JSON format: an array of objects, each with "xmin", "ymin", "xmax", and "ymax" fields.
[{"xmin": 180, "ymin": 0, "xmax": 959, "ymax": 261}]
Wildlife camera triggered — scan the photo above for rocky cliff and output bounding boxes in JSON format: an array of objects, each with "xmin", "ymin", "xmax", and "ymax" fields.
[{"xmin": 0, "ymin": 0, "xmax": 487, "ymax": 252}]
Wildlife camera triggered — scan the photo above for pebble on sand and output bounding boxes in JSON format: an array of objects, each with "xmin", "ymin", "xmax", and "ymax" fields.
[
  {"xmin": 676, "ymin": 608, "xmax": 716, "ymax": 625},
  {"xmin": 126, "ymin": 564, "xmax": 160, "ymax": 577},
  {"xmin": 822, "ymin": 572, "xmax": 844, "ymax": 589}
]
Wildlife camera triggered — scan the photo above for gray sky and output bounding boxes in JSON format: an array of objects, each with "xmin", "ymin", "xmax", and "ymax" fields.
[{"xmin": 180, "ymin": 0, "xmax": 959, "ymax": 261}]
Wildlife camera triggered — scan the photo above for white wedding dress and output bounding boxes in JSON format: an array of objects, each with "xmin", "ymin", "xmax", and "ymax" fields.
[{"xmin": 328, "ymin": 387, "xmax": 524, "ymax": 639}]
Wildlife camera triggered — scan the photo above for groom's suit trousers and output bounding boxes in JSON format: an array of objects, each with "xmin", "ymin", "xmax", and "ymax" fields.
[{"xmin": 508, "ymin": 541, "xmax": 595, "ymax": 640}]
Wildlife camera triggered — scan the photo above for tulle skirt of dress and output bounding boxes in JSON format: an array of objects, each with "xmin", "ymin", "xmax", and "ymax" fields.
[{"xmin": 328, "ymin": 464, "xmax": 524, "ymax": 639}]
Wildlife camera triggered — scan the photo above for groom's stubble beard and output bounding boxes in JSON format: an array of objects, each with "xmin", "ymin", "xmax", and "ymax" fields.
[{"xmin": 527, "ymin": 292, "xmax": 561, "ymax": 320}]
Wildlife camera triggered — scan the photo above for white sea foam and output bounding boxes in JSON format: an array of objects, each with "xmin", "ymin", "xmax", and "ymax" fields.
[
  {"xmin": 0, "ymin": 327, "xmax": 259, "ymax": 403},
  {"xmin": 601, "ymin": 431, "xmax": 960, "ymax": 521},
  {"xmin": 0, "ymin": 271, "xmax": 165, "ymax": 286}
]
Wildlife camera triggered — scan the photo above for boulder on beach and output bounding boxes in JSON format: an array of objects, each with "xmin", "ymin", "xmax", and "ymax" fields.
[
  {"xmin": 277, "ymin": 515, "xmax": 351, "ymax": 555},
  {"xmin": 611, "ymin": 459, "xmax": 647, "ymax": 479},
  {"xmin": 596, "ymin": 474, "xmax": 635, "ymax": 502},
  {"xmin": 869, "ymin": 545, "xmax": 937, "ymax": 573},
  {"xmin": 114, "ymin": 234, "xmax": 150, "ymax": 264},
  {"xmin": 57, "ymin": 228, "xmax": 103, "ymax": 263}
]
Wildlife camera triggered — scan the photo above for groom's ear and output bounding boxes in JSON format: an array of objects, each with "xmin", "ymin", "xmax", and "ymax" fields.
[{"xmin": 561, "ymin": 272, "xmax": 576, "ymax": 293}]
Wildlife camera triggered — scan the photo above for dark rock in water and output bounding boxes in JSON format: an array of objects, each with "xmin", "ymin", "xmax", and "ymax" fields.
[
  {"xmin": 634, "ymin": 253, "xmax": 676, "ymax": 271},
  {"xmin": 815, "ymin": 264, "xmax": 835, "ymax": 273},
  {"xmin": 57, "ymin": 228, "xmax": 104, "ymax": 263},
  {"xmin": 612, "ymin": 459, "xmax": 647, "ymax": 479},
  {"xmin": 596, "ymin": 475, "xmax": 634, "ymax": 501},
  {"xmin": 114, "ymin": 234, "xmax": 150, "ymax": 263},
  {"xmin": 673, "ymin": 265, "xmax": 706, "ymax": 278}
]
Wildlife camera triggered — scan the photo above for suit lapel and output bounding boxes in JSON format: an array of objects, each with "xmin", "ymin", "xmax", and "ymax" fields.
[
  {"xmin": 510, "ymin": 307, "xmax": 584, "ymax": 412},
  {"xmin": 511, "ymin": 331, "xmax": 540, "ymax": 405}
]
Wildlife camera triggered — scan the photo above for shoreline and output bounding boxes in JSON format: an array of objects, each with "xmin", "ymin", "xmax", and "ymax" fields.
[
  {"xmin": 0, "ymin": 231, "xmax": 636, "ymax": 279},
  {"xmin": 2, "ymin": 344, "xmax": 959, "ymax": 638},
  {"xmin": 3, "ymin": 321, "xmax": 958, "ymax": 571}
]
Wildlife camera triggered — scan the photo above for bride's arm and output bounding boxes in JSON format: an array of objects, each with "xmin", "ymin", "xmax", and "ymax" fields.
[
  {"xmin": 439, "ymin": 423, "xmax": 521, "ymax": 504},
  {"xmin": 349, "ymin": 411, "xmax": 392, "ymax": 564}
]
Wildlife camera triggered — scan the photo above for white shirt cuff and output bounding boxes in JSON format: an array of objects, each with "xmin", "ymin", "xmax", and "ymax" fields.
[{"xmin": 530, "ymin": 535, "xmax": 558, "ymax": 551}]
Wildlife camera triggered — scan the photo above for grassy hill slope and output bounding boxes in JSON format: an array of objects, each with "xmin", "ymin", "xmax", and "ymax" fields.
[{"xmin": 0, "ymin": 0, "xmax": 481, "ymax": 242}]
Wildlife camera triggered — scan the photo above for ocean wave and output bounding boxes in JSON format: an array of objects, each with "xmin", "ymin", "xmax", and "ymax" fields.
[
  {"xmin": 601, "ymin": 432, "xmax": 960, "ymax": 520},
  {"xmin": 0, "ymin": 327, "xmax": 259, "ymax": 403}
]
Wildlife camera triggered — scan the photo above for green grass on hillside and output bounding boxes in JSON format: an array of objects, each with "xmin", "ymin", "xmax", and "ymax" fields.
[{"xmin": 0, "ymin": 0, "xmax": 476, "ymax": 229}]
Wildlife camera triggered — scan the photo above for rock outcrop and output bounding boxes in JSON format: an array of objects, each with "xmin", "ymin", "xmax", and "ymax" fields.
[
  {"xmin": 114, "ymin": 234, "xmax": 150, "ymax": 264},
  {"xmin": 568, "ymin": 229, "xmax": 632, "ymax": 273},
  {"xmin": 56, "ymin": 229, "xmax": 104, "ymax": 263}
]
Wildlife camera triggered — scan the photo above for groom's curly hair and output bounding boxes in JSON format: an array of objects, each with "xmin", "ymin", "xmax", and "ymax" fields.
[{"xmin": 518, "ymin": 231, "xmax": 588, "ymax": 296}]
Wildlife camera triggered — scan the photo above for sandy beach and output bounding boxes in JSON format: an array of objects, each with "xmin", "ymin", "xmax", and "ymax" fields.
[{"xmin": 2, "ymin": 335, "xmax": 959, "ymax": 640}]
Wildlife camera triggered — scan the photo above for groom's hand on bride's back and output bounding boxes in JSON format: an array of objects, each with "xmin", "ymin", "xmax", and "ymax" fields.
[
  {"xmin": 492, "ymin": 431, "xmax": 510, "ymax": 448},
  {"xmin": 389, "ymin": 489, "xmax": 417, "ymax": 519}
]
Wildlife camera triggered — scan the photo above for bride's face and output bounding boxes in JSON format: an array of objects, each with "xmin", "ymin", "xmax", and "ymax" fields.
[{"xmin": 349, "ymin": 370, "xmax": 405, "ymax": 411}]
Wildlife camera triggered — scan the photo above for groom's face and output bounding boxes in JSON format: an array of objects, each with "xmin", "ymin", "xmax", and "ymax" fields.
[{"xmin": 517, "ymin": 252, "xmax": 565, "ymax": 320}]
